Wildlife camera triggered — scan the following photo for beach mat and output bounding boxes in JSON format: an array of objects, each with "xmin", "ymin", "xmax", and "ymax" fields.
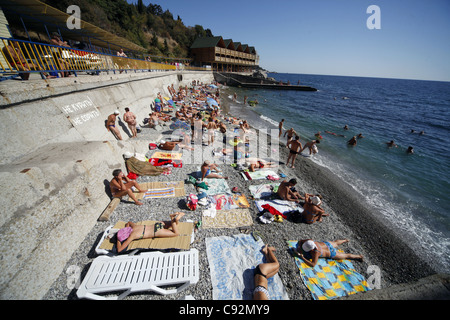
[
  {"xmin": 241, "ymin": 170, "xmax": 280, "ymax": 181},
  {"xmin": 135, "ymin": 181, "xmax": 185, "ymax": 200},
  {"xmin": 287, "ymin": 240, "xmax": 371, "ymax": 300},
  {"xmin": 98, "ymin": 220, "xmax": 193, "ymax": 252},
  {"xmin": 151, "ymin": 151, "xmax": 182, "ymax": 160},
  {"xmin": 255, "ymin": 199, "xmax": 303, "ymax": 216},
  {"xmin": 206, "ymin": 234, "xmax": 289, "ymax": 300},
  {"xmin": 208, "ymin": 193, "xmax": 250, "ymax": 210},
  {"xmin": 249, "ymin": 183, "xmax": 280, "ymax": 199},
  {"xmin": 198, "ymin": 178, "xmax": 231, "ymax": 195},
  {"xmin": 202, "ymin": 209, "xmax": 253, "ymax": 229}
]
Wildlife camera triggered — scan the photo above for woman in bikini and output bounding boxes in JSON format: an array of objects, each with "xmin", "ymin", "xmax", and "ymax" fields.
[
  {"xmin": 109, "ymin": 169, "xmax": 144, "ymax": 205},
  {"xmin": 253, "ymin": 245, "xmax": 280, "ymax": 300},
  {"xmin": 292, "ymin": 239, "xmax": 363, "ymax": 267},
  {"xmin": 116, "ymin": 212, "xmax": 185, "ymax": 253},
  {"xmin": 301, "ymin": 193, "xmax": 328, "ymax": 224}
]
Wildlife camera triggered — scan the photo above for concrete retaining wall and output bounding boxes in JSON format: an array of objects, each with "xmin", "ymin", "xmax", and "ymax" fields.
[{"xmin": 0, "ymin": 70, "xmax": 214, "ymax": 299}]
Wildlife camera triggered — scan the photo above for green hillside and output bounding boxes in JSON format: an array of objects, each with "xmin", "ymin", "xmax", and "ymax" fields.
[{"xmin": 41, "ymin": 0, "xmax": 214, "ymax": 58}]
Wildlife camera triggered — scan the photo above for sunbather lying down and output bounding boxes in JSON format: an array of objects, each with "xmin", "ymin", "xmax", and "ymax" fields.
[{"xmin": 116, "ymin": 212, "xmax": 185, "ymax": 253}]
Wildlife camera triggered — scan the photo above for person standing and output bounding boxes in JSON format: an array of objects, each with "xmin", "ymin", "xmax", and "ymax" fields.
[
  {"xmin": 287, "ymin": 136, "xmax": 302, "ymax": 168},
  {"xmin": 106, "ymin": 110, "xmax": 123, "ymax": 140},
  {"xmin": 278, "ymin": 119, "xmax": 285, "ymax": 138},
  {"xmin": 123, "ymin": 107, "xmax": 138, "ymax": 138}
]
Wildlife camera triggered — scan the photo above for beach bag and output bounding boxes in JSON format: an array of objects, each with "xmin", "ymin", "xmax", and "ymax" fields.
[{"xmin": 186, "ymin": 193, "xmax": 198, "ymax": 211}]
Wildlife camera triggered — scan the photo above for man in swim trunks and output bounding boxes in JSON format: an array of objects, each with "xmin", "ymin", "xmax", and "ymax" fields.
[
  {"xmin": 123, "ymin": 107, "xmax": 137, "ymax": 138},
  {"xmin": 116, "ymin": 212, "xmax": 185, "ymax": 253},
  {"xmin": 284, "ymin": 128, "xmax": 297, "ymax": 145},
  {"xmin": 253, "ymin": 244, "xmax": 280, "ymax": 300},
  {"xmin": 287, "ymin": 136, "xmax": 302, "ymax": 168},
  {"xmin": 301, "ymin": 193, "xmax": 328, "ymax": 224},
  {"xmin": 109, "ymin": 169, "xmax": 144, "ymax": 205},
  {"xmin": 277, "ymin": 178, "xmax": 304, "ymax": 203},
  {"xmin": 106, "ymin": 110, "xmax": 123, "ymax": 140},
  {"xmin": 292, "ymin": 239, "xmax": 363, "ymax": 268}
]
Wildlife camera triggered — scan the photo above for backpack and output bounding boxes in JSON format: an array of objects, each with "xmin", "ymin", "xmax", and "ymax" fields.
[{"xmin": 186, "ymin": 193, "xmax": 198, "ymax": 211}]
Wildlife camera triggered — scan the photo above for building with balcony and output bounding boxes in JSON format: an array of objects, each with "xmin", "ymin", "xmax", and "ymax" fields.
[{"xmin": 190, "ymin": 36, "xmax": 259, "ymax": 72}]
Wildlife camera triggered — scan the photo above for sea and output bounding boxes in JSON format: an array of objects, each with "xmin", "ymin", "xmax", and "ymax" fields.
[{"xmin": 224, "ymin": 73, "xmax": 450, "ymax": 274}]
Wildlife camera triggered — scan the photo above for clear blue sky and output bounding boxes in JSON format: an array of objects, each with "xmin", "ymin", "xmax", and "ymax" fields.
[{"xmin": 135, "ymin": 0, "xmax": 450, "ymax": 81}]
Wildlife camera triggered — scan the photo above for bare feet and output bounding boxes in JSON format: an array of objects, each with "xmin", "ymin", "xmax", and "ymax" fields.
[{"xmin": 135, "ymin": 201, "xmax": 143, "ymax": 205}]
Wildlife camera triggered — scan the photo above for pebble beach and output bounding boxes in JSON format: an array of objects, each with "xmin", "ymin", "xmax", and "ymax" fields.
[{"xmin": 43, "ymin": 83, "xmax": 436, "ymax": 301}]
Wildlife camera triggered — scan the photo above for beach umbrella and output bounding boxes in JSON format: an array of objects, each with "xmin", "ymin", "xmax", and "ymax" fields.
[{"xmin": 167, "ymin": 99, "xmax": 175, "ymax": 106}]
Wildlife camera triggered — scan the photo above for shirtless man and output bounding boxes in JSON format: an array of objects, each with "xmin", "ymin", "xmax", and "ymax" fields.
[
  {"xmin": 109, "ymin": 169, "xmax": 143, "ymax": 205},
  {"xmin": 106, "ymin": 110, "xmax": 123, "ymax": 140},
  {"xmin": 206, "ymin": 117, "xmax": 217, "ymax": 145},
  {"xmin": 277, "ymin": 178, "xmax": 304, "ymax": 203},
  {"xmin": 301, "ymin": 140, "xmax": 320, "ymax": 155},
  {"xmin": 116, "ymin": 212, "xmax": 185, "ymax": 253},
  {"xmin": 123, "ymin": 107, "xmax": 137, "ymax": 138},
  {"xmin": 287, "ymin": 136, "xmax": 302, "ymax": 168},
  {"xmin": 284, "ymin": 128, "xmax": 297, "ymax": 145}
]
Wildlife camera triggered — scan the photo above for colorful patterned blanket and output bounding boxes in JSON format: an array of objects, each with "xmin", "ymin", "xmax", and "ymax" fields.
[{"xmin": 287, "ymin": 240, "xmax": 371, "ymax": 300}]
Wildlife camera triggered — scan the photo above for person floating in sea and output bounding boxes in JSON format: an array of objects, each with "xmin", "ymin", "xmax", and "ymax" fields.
[
  {"xmin": 343, "ymin": 124, "xmax": 349, "ymax": 130},
  {"xmin": 287, "ymin": 136, "xmax": 302, "ymax": 168},
  {"xmin": 407, "ymin": 146, "xmax": 414, "ymax": 154},
  {"xmin": 292, "ymin": 239, "xmax": 363, "ymax": 267},
  {"xmin": 357, "ymin": 133, "xmax": 364, "ymax": 139},
  {"xmin": 386, "ymin": 140, "xmax": 398, "ymax": 148},
  {"xmin": 347, "ymin": 136, "xmax": 357, "ymax": 146}
]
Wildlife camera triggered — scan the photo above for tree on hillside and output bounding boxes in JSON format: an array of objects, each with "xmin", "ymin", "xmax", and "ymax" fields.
[{"xmin": 39, "ymin": 0, "xmax": 214, "ymax": 58}]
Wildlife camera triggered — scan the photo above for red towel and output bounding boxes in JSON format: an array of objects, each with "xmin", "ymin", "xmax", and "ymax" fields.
[{"xmin": 261, "ymin": 204, "xmax": 287, "ymax": 219}]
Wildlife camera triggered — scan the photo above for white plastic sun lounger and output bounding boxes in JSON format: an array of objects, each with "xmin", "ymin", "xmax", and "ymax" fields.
[{"xmin": 76, "ymin": 249, "xmax": 199, "ymax": 300}]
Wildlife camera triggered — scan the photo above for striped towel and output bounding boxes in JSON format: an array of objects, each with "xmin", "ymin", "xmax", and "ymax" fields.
[{"xmin": 143, "ymin": 187, "xmax": 175, "ymax": 199}]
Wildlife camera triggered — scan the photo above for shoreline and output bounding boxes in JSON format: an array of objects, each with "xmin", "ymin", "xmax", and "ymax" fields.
[{"xmin": 43, "ymin": 83, "xmax": 437, "ymax": 300}]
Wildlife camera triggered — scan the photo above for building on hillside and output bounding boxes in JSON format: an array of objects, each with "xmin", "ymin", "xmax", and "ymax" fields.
[{"xmin": 190, "ymin": 36, "xmax": 259, "ymax": 72}]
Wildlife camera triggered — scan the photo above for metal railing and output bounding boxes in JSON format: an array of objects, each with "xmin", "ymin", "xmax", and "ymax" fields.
[{"xmin": 0, "ymin": 37, "xmax": 208, "ymax": 80}]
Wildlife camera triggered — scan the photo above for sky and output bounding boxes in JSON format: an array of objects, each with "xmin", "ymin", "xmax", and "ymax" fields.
[{"xmin": 134, "ymin": 0, "xmax": 450, "ymax": 81}]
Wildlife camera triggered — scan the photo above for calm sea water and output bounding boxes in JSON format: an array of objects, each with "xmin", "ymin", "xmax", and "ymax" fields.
[{"xmin": 224, "ymin": 73, "xmax": 450, "ymax": 273}]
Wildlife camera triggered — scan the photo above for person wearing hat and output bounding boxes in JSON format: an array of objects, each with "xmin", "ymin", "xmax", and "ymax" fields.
[
  {"xmin": 300, "ymin": 193, "xmax": 328, "ymax": 224},
  {"xmin": 109, "ymin": 169, "xmax": 144, "ymax": 205},
  {"xmin": 106, "ymin": 110, "xmax": 123, "ymax": 140},
  {"xmin": 292, "ymin": 239, "xmax": 363, "ymax": 268}
]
